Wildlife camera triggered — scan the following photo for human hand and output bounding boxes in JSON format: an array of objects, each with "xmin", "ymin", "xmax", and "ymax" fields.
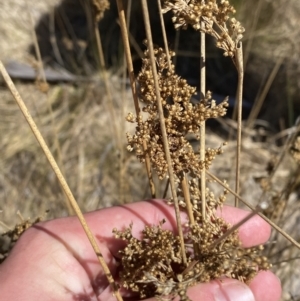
[{"xmin": 0, "ymin": 200, "xmax": 281, "ymax": 301}]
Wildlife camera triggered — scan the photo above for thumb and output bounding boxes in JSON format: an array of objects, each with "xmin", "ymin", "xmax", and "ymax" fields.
[
  {"xmin": 188, "ymin": 278, "xmax": 255, "ymax": 301},
  {"xmin": 144, "ymin": 278, "xmax": 255, "ymax": 301}
]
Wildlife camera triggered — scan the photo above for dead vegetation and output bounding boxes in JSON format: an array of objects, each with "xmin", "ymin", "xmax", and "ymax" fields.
[{"xmin": 0, "ymin": 0, "xmax": 300, "ymax": 300}]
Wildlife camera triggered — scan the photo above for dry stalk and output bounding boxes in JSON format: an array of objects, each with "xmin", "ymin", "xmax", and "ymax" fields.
[
  {"xmin": 0, "ymin": 61, "xmax": 123, "ymax": 301},
  {"xmin": 91, "ymin": 2, "xmax": 126, "ymax": 203},
  {"xmin": 234, "ymin": 44, "xmax": 244, "ymax": 207},
  {"xmin": 29, "ymin": 10, "xmax": 73, "ymax": 215},
  {"xmin": 257, "ymin": 120, "xmax": 300, "ymax": 206},
  {"xmin": 208, "ymin": 210, "xmax": 259, "ymax": 251},
  {"xmin": 141, "ymin": 0, "xmax": 187, "ymax": 265},
  {"xmin": 116, "ymin": 0, "xmax": 156, "ymax": 198},
  {"xmin": 206, "ymin": 170, "xmax": 300, "ymax": 250},
  {"xmin": 158, "ymin": 0, "xmax": 195, "ymax": 232},
  {"xmin": 49, "ymin": 6, "xmax": 64, "ymax": 66},
  {"xmin": 180, "ymin": 172, "xmax": 194, "ymax": 225},
  {"xmin": 120, "ymin": 0, "xmax": 132, "ymax": 204},
  {"xmin": 157, "ymin": 0, "xmax": 172, "ymax": 69},
  {"xmin": 200, "ymin": 1, "xmax": 206, "ymax": 220},
  {"xmin": 242, "ymin": 0, "xmax": 263, "ymax": 67},
  {"xmin": 246, "ymin": 56, "xmax": 284, "ymax": 129},
  {"xmin": 94, "ymin": 23, "xmax": 121, "ymax": 147}
]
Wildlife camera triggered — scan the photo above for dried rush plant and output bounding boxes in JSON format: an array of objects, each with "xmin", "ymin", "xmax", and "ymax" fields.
[
  {"xmin": 114, "ymin": 0, "xmax": 270, "ymax": 300},
  {"xmin": 0, "ymin": 1, "xmax": 299, "ymax": 301}
]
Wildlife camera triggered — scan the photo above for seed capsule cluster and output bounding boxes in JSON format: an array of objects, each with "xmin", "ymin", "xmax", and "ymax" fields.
[
  {"xmin": 162, "ymin": 0, "xmax": 245, "ymax": 57},
  {"xmin": 92, "ymin": 0, "xmax": 110, "ymax": 22},
  {"xmin": 126, "ymin": 46, "xmax": 228, "ymax": 179},
  {"xmin": 114, "ymin": 214, "xmax": 270, "ymax": 300},
  {"xmin": 118, "ymin": 46, "xmax": 270, "ymax": 301}
]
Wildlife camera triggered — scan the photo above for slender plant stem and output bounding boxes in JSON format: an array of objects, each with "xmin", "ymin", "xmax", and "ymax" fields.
[
  {"xmin": 120, "ymin": 0, "xmax": 132, "ymax": 204},
  {"xmin": 158, "ymin": 0, "xmax": 194, "ymax": 229},
  {"xmin": 0, "ymin": 60, "xmax": 123, "ymax": 301},
  {"xmin": 141, "ymin": 0, "xmax": 187, "ymax": 266},
  {"xmin": 157, "ymin": 0, "xmax": 171, "ymax": 69},
  {"xmin": 246, "ymin": 56, "xmax": 283, "ymax": 128},
  {"xmin": 29, "ymin": 11, "xmax": 73, "ymax": 215},
  {"xmin": 116, "ymin": 0, "xmax": 156, "ymax": 198},
  {"xmin": 257, "ymin": 120, "xmax": 300, "ymax": 206},
  {"xmin": 180, "ymin": 172, "xmax": 199, "ymax": 255},
  {"xmin": 180, "ymin": 173, "xmax": 194, "ymax": 225},
  {"xmin": 29, "ymin": 12, "xmax": 47, "ymax": 84},
  {"xmin": 94, "ymin": 21, "xmax": 121, "ymax": 148},
  {"xmin": 163, "ymin": 179, "xmax": 170, "ymax": 199},
  {"xmin": 173, "ymin": 30, "xmax": 180, "ymax": 68},
  {"xmin": 234, "ymin": 44, "xmax": 244, "ymax": 207},
  {"xmin": 267, "ymin": 166, "xmax": 300, "ymax": 257},
  {"xmin": 208, "ymin": 210, "xmax": 258, "ymax": 250},
  {"xmin": 272, "ymin": 257, "xmax": 300, "ymax": 266},
  {"xmin": 0, "ymin": 221, "xmax": 11, "ymax": 231},
  {"xmin": 243, "ymin": 0, "xmax": 263, "ymax": 67},
  {"xmin": 93, "ymin": 16, "xmax": 126, "ymax": 203},
  {"xmin": 206, "ymin": 170, "xmax": 300, "ymax": 250},
  {"xmin": 200, "ymin": 14, "xmax": 206, "ymax": 220},
  {"xmin": 49, "ymin": 6, "xmax": 64, "ymax": 66}
]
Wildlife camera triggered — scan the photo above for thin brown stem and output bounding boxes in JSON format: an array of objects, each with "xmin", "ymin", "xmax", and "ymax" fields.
[
  {"xmin": 163, "ymin": 179, "xmax": 170, "ymax": 199},
  {"xmin": 257, "ymin": 121, "xmax": 300, "ymax": 205},
  {"xmin": 158, "ymin": 0, "xmax": 194, "ymax": 227},
  {"xmin": 49, "ymin": 6, "xmax": 64, "ymax": 66},
  {"xmin": 180, "ymin": 173, "xmax": 194, "ymax": 225},
  {"xmin": 180, "ymin": 172, "xmax": 199, "ymax": 256},
  {"xmin": 116, "ymin": 0, "xmax": 156, "ymax": 198},
  {"xmin": 0, "ymin": 60, "xmax": 123, "ymax": 301},
  {"xmin": 206, "ymin": 170, "xmax": 300, "ymax": 250},
  {"xmin": 173, "ymin": 30, "xmax": 181, "ymax": 68},
  {"xmin": 209, "ymin": 210, "xmax": 258, "ymax": 251},
  {"xmin": 243, "ymin": 0, "xmax": 263, "ymax": 67},
  {"xmin": 234, "ymin": 44, "xmax": 244, "ymax": 207},
  {"xmin": 94, "ymin": 21, "xmax": 121, "ymax": 148},
  {"xmin": 120, "ymin": 0, "xmax": 132, "ymax": 204},
  {"xmin": 141, "ymin": 0, "xmax": 187, "ymax": 265},
  {"xmin": 29, "ymin": 11, "xmax": 72, "ymax": 215},
  {"xmin": 246, "ymin": 56, "xmax": 283, "ymax": 128},
  {"xmin": 157, "ymin": 0, "xmax": 171, "ymax": 69},
  {"xmin": 200, "ymin": 14, "xmax": 206, "ymax": 220},
  {"xmin": 29, "ymin": 12, "xmax": 46, "ymax": 84},
  {"xmin": 94, "ymin": 17, "xmax": 126, "ymax": 203},
  {"xmin": 0, "ymin": 221, "xmax": 11, "ymax": 231}
]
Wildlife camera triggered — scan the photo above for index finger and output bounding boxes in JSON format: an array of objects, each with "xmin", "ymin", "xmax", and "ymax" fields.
[{"xmin": 84, "ymin": 199, "xmax": 271, "ymax": 255}]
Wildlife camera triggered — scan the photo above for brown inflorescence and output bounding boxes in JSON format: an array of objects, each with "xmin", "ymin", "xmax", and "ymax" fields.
[
  {"xmin": 118, "ymin": 44, "xmax": 270, "ymax": 300},
  {"xmin": 126, "ymin": 46, "xmax": 228, "ymax": 180},
  {"xmin": 114, "ymin": 200, "xmax": 270, "ymax": 300},
  {"xmin": 92, "ymin": 0, "xmax": 110, "ymax": 22},
  {"xmin": 161, "ymin": 0, "xmax": 245, "ymax": 58}
]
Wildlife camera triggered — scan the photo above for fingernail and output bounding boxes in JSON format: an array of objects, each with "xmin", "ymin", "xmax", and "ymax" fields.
[{"xmin": 213, "ymin": 280, "xmax": 255, "ymax": 301}]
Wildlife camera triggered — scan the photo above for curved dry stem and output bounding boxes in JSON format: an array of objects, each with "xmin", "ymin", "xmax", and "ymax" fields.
[
  {"xmin": 0, "ymin": 60, "xmax": 123, "ymax": 301},
  {"xmin": 141, "ymin": 0, "xmax": 187, "ymax": 266}
]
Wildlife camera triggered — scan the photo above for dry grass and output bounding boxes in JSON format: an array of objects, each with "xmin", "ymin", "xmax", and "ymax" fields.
[{"xmin": 0, "ymin": 0, "xmax": 300, "ymax": 300}]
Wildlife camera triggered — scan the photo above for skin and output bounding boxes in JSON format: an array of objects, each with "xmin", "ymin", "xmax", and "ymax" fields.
[{"xmin": 0, "ymin": 200, "xmax": 281, "ymax": 301}]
